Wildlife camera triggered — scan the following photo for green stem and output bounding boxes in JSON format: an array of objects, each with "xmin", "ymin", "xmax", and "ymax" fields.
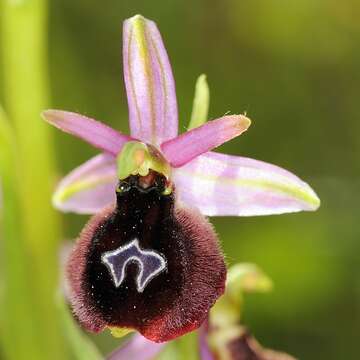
[
  {"xmin": 0, "ymin": 106, "xmax": 43, "ymax": 359},
  {"xmin": 1, "ymin": 0, "xmax": 65, "ymax": 358},
  {"xmin": 175, "ymin": 332, "xmax": 200, "ymax": 360}
]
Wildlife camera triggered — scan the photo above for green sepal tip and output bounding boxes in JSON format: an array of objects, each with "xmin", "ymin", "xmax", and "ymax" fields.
[{"xmin": 188, "ymin": 74, "xmax": 210, "ymax": 130}]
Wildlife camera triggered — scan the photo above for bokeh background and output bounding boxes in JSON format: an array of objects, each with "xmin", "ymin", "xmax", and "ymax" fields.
[{"xmin": 1, "ymin": 0, "xmax": 360, "ymax": 359}]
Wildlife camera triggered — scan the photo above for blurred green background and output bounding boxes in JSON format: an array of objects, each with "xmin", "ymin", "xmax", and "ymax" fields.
[{"xmin": 2, "ymin": 0, "xmax": 360, "ymax": 359}]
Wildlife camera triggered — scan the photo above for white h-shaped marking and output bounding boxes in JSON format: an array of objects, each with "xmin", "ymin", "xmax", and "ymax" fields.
[{"xmin": 101, "ymin": 238, "xmax": 167, "ymax": 293}]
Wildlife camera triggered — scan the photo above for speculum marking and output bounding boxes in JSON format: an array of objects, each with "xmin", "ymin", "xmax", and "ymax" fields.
[{"xmin": 101, "ymin": 239, "xmax": 167, "ymax": 292}]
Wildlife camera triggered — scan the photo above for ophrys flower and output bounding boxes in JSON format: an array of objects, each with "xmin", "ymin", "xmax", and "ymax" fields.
[{"xmin": 43, "ymin": 15, "xmax": 319, "ymax": 343}]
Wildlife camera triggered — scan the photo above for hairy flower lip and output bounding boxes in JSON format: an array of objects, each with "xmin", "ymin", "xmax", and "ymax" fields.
[{"xmin": 67, "ymin": 173, "xmax": 226, "ymax": 342}]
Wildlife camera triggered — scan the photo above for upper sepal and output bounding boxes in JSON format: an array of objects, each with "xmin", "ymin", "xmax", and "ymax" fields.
[{"xmin": 123, "ymin": 15, "xmax": 178, "ymax": 146}]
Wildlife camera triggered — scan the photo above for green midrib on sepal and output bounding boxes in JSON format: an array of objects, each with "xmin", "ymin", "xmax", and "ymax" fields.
[
  {"xmin": 53, "ymin": 175, "xmax": 115, "ymax": 205},
  {"xmin": 180, "ymin": 167, "xmax": 320, "ymax": 209}
]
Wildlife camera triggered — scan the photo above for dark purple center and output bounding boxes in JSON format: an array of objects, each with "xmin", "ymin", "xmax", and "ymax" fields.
[
  {"xmin": 83, "ymin": 174, "xmax": 186, "ymax": 327},
  {"xmin": 74, "ymin": 172, "xmax": 226, "ymax": 342}
]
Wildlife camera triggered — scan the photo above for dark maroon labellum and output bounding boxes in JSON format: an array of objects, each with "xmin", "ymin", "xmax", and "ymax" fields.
[{"xmin": 67, "ymin": 172, "xmax": 226, "ymax": 342}]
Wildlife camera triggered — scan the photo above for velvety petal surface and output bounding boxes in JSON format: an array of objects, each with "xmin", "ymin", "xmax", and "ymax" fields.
[
  {"xmin": 123, "ymin": 15, "xmax": 178, "ymax": 146},
  {"xmin": 53, "ymin": 153, "xmax": 117, "ymax": 214},
  {"xmin": 161, "ymin": 115, "xmax": 251, "ymax": 167},
  {"xmin": 107, "ymin": 334, "xmax": 165, "ymax": 360},
  {"xmin": 173, "ymin": 152, "xmax": 320, "ymax": 216},
  {"xmin": 67, "ymin": 173, "xmax": 226, "ymax": 342},
  {"xmin": 42, "ymin": 110, "xmax": 132, "ymax": 155}
]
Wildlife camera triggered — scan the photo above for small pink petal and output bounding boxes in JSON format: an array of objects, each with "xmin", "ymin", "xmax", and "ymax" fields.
[
  {"xmin": 161, "ymin": 115, "xmax": 250, "ymax": 167},
  {"xmin": 173, "ymin": 152, "xmax": 320, "ymax": 216},
  {"xmin": 199, "ymin": 323, "xmax": 215, "ymax": 360},
  {"xmin": 106, "ymin": 333, "xmax": 165, "ymax": 360},
  {"xmin": 42, "ymin": 110, "xmax": 132, "ymax": 155},
  {"xmin": 123, "ymin": 15, "xmax": 178, "ymax": 146},
  {"xmin": 53, "ymin": 153, "xmax": 117, "ymax": 214}
]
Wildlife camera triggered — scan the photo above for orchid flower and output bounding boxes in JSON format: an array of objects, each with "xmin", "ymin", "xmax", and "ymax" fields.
[{"xmin": 43, "ymin": 15, "xmax": 319, "ymax": 344}]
